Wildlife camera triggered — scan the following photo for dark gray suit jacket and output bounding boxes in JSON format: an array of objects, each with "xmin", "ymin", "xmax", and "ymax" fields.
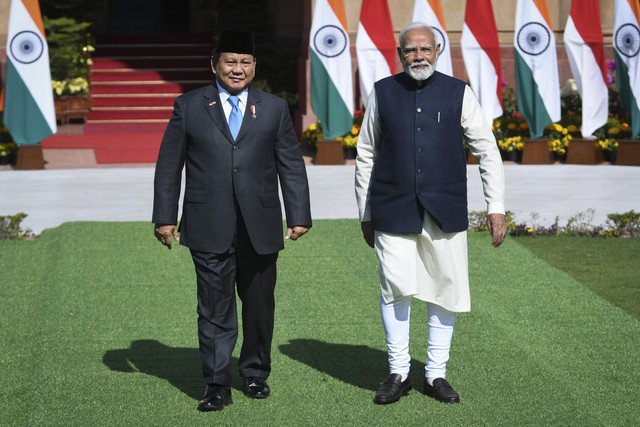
[{"xmin": 153, "ymin": 83, "xmax": 312, "ymax": 254}]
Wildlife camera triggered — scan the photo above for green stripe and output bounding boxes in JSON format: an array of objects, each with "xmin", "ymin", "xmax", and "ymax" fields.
[
  {"xmin": 514, "ymin": 50, "xmax": 553, "ymax": 139},
  {"xmin": 3, "ymin": 59, "xmax": 54, "ymax": 144},
  {"xmin": 614, "ymin": 50, "xmax": 640, "ymax": 139},
  {"xmin": 310, "ymin": 49, "xmax": 353, "ymax": 140}
]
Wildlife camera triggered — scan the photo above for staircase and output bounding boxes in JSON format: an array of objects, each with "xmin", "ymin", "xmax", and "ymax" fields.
[{"xmin": 85, "ymin": 33, "xmax": 213, "ymax": 134}]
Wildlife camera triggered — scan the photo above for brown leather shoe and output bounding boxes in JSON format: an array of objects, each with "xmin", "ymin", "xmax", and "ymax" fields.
[
  {"xmin": 374, "ymin": 373, "xmax": 412, "ymax": 404},
  {"xmin": 424, "ymin": 378, "xmax": 460, "ymax": 403},
  {"xmin": 197, "ymin": 384, "xmax": 232, "ymax": 411}
]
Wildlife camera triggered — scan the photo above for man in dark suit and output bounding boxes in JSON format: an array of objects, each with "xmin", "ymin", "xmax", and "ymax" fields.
[{"xmin": 152, "ymin": 30, "xmax": 312, "ymax": 412}]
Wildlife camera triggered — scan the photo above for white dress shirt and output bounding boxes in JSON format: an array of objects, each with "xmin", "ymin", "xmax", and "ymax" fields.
[{"xmin": 217, "ymin": 82, "xmax": 249, "ymax": 122}]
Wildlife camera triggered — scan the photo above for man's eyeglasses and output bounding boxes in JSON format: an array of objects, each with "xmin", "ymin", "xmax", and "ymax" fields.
[{"xmin": 402, "ymin": 46, "xmax": 435, "ymax": 57}]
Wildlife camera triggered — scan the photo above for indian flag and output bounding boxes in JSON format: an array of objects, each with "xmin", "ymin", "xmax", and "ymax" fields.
[
  {"xmin": 1, "ymin": 0, "xmax": 56, "ymax": 144},
  {"xmin": 356, "ymin": 0, "xmax": 396, "ymax": 107},
  {"xmin": 564, "ymin": 0, "xmax": 608, "ymax": 137},
  {"xmin": 461, "ymin": 0, "xmax": 503, "ymax": 126},
  {"xmin": 412, "ymin": 0, "xmax": 452, "ymax": 76},
  {"xmin": 310, "ymin": 0, "xmax": 354, "ymax": 140},
  {"xmin": 514, "ymin": 0, "xmax": 560, "ymax": 139},
  {"xmin": 613, "ymin": 0, "xmax": 640, "ymax": 138}
]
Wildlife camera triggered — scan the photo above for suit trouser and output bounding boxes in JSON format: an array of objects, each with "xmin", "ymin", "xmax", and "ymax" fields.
[{"xmin": 190, "ymin": 213, "xmax": 278, "ymax": 386}]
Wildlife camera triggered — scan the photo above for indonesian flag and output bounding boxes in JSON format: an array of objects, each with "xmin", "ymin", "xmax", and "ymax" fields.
[
  {"xmin": 613, "ymin": 0, "xmax": 640, "ymax": 138},
  {"xmin": 1, "ymin": 0, "xmax": 56, "ymax": 144},
  {"xmin": 564, "ymin": 0, "xmax": 608, "ymax": 137},
  {"xmin": 356, "ymin": 0, "xmax": 396, "ymax": 107},
  {"xmin": 461, "ymin": 0, "xmax": 503, "ymax": 126},
  {"xmin": 310, "ymin": 0, "xmax": 354, "ymax": 140},
  {"xmin": 412, "ymin": 0, "xmax": 452, "ymax": 76},
  {"xmin": 514, "ymin": 0, "xmax": 560, "ymax": 139}
]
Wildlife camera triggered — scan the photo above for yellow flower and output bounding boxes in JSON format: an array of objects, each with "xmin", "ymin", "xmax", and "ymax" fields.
[
  {"xmin": 608, "ymin": 127, "xmax": 621, "ymax": 135},
  {"xmin": 554, "ymin": 123, "xmax": 563, "ymax": 132},
  {"xmin": 621, "ymin": 123, "xmax": 630, "ymax": 132},
  {"xmin": 527, "ymin": 228, "xmax": 534, "ymax": 233},
  {"xmin": 516, "ymin": 142, "xmax": 524, "ymax": 150},
  {"xmin": 567, "ymin": 124, "xmax": 578, "ymax": 133}
]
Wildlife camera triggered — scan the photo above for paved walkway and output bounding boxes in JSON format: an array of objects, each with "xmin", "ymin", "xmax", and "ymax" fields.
[{"xmin": 1, "ymin": 163, "xmax": 639, "ymax": 235}]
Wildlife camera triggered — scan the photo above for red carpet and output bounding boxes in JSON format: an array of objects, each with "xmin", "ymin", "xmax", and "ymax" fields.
[
  {"xmin": 42, "ymin": 133, "xmax": 163, "ymax": 163},
  {"xmin": 84, "ymin": 33, "xmax": 211, "ymax": 136}
]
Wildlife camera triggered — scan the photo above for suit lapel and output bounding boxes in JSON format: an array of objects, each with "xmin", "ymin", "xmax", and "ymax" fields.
[
  {"xmin": 235, "ymin": 87, "xmax": 262, "ymax": 142},
  {"xmin": 203, "ymin": 84, "xmax": 236, "ymax": 144}
]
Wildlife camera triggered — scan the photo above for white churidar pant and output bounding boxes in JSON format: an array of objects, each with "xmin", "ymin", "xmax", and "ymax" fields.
[
  {"xmin": 376, "ymin": 212, "xmax": 467, "ymax": 379},
  {"xmin": 380, "ymin": 296, "xmax": 456, "ymax": 379}
]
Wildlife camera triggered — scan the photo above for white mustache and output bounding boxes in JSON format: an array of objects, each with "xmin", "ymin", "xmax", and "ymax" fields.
[{"xmin": 410, "ymin": 61, "xmax": 432, "ymax": 69}]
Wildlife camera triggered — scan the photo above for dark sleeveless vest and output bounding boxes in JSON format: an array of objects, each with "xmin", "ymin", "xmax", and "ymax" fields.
[{"xmin": 370, "ymin": 71, "xmax": 468, "ymax": 233}]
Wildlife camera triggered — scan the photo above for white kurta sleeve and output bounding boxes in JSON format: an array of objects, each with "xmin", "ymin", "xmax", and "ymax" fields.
[
  {"xmin": 461, "ymin": 85, "xmax": 506, "ymax": 215},
  {"xmin": 355, "ymin": 89, "xmax": 382, "ymax": 222}
]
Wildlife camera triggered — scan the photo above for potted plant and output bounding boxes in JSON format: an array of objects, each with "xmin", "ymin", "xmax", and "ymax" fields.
[
  {"xmin": 44, "ymin": 15, "xmax": 93, "ymax": 124},
  {"xmin": 493, "ymin": 113, "xmax": 527, "ymax": 163},
  {"xmin": 0, "ymin": 126, "xmax": 17, "ymax": 166},
  {"xmin": 593, "ymin": 117, "xmax": 630, "ymax": 164},
  {"xmin": 545, "ymin": 123, "xmax": 572, "ymax": 163},
  {"xmin": 492, "ymin": 84, "xmax": 528, "ymax": 163},
  {"xmin": 301, "ymin": 111, "xmax": 364, "ymax": 162}
]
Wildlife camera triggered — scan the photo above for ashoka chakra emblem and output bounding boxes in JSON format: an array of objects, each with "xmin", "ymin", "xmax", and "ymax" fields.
[
  {"xmin": 517, "ymin": 22, "xmax": 550, "ymax": 56},
  {"xmin": 314, "ymin": 25, "xmax": 347, "ymax": 58},
  {"xmin": 615, "ymin": 23, "xmax": 640, "ymax": 58},
  {"xmin": 431, "ymin": 26, "xmax": 446, "ymax": 55},
  {"xmin": 10, "ymin": 30, "xmax": 44, "ymax": 64}
]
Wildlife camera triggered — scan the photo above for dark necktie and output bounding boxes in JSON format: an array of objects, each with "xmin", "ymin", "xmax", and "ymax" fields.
[{"xmin": 228, "ymin": 95, "xmax": 242, "ymax": 139}]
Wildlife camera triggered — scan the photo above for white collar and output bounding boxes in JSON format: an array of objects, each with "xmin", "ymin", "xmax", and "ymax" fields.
[{"xmin": 217, "ymin": 82, "xmax": 249, "ymax": 105}]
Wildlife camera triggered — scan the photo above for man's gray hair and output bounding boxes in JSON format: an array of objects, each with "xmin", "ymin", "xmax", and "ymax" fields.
[{"xmin": 398, "ymin": 22, "xmax": 436, "ymax": 49}]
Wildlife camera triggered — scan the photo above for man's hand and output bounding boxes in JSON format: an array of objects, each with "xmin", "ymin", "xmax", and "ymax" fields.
[
  {"xmin": 154, "ymin": 224, "xmax": 179, "ymax": 249},
  {"xmin": 486, "ymin": 213, "xmax": 507, "ymax": 248},
  {"xmin": 285, "ymin": 225, "xmax": 310, "ymax": 241},
  {"xmin": 361, "ymin": 221, "xmax": 375, "ymax": 248}
]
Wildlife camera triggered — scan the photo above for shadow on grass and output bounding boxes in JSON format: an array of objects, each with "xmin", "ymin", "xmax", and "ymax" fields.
[
  {"xmin": 102, "ymin": 339, "xmax": 239, "ymax": 400},
  {"xmin": 279, "ymin": 339, "xmax": 426, "ymax": 391}
]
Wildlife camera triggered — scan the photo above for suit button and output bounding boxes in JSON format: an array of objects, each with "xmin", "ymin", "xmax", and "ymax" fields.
[
  {"xmin": 417, "ymin": 107, "xmax": 422, "ymax": 113},
  {"xmin": 417, "ymin": 147, "xmax": 423, "ymax": 154},
  {"xmin": 233, "ymin": 168, "xmax": 239, "ymax": 174},
  {"xmin": 417, "ymin": 127, "xmax": 422, "ymax": 133},
  {"xmin": 233, "ymin": 146, "xmax": 238, "ymax": 151}
]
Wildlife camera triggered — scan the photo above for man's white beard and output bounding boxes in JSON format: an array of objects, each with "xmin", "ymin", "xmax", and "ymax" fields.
[{"xmin": 404, "ymin": 59, "xmax": 437, "ymax": 81}]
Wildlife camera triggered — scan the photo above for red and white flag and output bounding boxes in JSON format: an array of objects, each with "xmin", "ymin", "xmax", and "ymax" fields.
[
  {"xmin": 356, "ymin": 0, "xmax": 396, "ymax": 106},
  {"xmin": 412, "ymin": 0, "xmax": 452, "ymax": 76},
  {"xmin": 564, "ymin": 0, "xmax": 608, "ymax": 137},
  {"xmin": 461, "ymin": 0, "xmax": 503, "ymax": 125}
]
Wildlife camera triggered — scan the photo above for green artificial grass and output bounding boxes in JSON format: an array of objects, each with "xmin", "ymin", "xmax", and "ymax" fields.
[
  {"xmin": 513, "ymin": 235, "xmax": 640, "ymax": 320},
  {"xmin": 1, "ymin": 220, "xmax": 639, "ymax": 425}
]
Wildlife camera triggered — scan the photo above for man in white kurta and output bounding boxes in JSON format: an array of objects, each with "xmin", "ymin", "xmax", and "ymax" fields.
[{"xmin": 355, "ymin": 22, "xmax": 506, "ymax": 405}]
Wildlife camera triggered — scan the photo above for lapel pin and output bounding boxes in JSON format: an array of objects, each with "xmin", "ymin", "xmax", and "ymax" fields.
[
  {"xmin": 208, "ymin": 101, "xmax": 216, "ymax": 106},
  {"xmin": 251, "ymin": 105, "xmax": 256, "ymax": 118}
]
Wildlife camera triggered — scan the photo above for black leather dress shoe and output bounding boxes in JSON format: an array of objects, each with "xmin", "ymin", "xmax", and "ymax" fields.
[
  {"xmin": 374, "ymin": 373, "xmax": 412, "ymax": 404},
  {"xmin": 424, "ymin": 378, "xmax": 460, "ymax": 403},
  {"xmin": 243, "ymin": 377, "xmax": 270, "ymax": 399},
  {"xmin": 198, "ymin": 384, "xmax": 232, "ymax": 411}
]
